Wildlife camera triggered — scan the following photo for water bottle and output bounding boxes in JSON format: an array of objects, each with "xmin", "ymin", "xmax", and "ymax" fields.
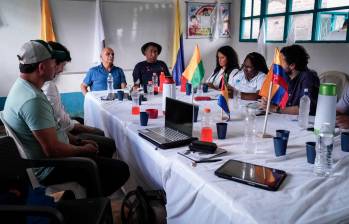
[
  {"xmin": 107, "ymin": 73, "xmax": 114, "ymax": 99},
  {"xmin": 200, "ymin": 107, "xmax": 213, "ymax": 142},
  {"xmin": 152, "ymin": 73, "xmax": 158, "ymax": 86},
  {"xmin": 147, "ymin": 81, "xmax": 154, "ymax": 98},
  {"xmin": 298, "ymin": 88, "xmax": 310, "ymax": 129},
  {"xmin": 233, "ymin": 80, "xmax": 241, "ymax": 110},
  {"xmin": 152, "ymin": 73, "xmax": 159, "ymax": 94},
  {"xmin": 314, "ymin": 123, "xmax": 334, "ymax": 177},
  {"xmin": 243, "ymin": 107, "xmax": 257, "ymax": 153}
]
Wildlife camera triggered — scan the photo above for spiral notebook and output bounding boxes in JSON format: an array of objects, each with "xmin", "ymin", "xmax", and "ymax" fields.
[{"xmin": 178, "ymin": 148, "xmax": 227, "ymax": 162}]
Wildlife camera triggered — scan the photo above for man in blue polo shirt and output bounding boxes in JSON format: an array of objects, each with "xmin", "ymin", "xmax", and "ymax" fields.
[{"xmin": 81, "ymin": 47, "xmax": 126, "ymax": 95}]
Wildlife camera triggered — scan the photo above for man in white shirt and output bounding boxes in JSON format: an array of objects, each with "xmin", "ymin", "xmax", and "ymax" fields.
[{"xmin": 42, "ymin": 42, "xmax": 116, "ymax": 157}]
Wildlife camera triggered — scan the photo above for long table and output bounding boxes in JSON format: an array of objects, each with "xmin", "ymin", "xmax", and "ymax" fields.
[{"xmin": 84, "ymin": 89, "xmax": 349, "ymax": 224}]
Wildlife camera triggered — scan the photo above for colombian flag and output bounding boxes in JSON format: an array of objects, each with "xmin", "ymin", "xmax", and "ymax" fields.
[
  {"xmin": 217, "ymin": 77, "xmax": 230, "ymax": 118},
  {"xmin": 40, "ymin": 0, "xmax": 56, "ymax": 41},
  {"xmin": 171, "ymin": 0, "xmax": 185, "ymax": 86},
  {"xmin": 259, "ymin": 48, "xmax": 289, "ymax": 108},
  {"xmin": 182, "ymin": 45, "xmax": 205, "ymax": 88}
]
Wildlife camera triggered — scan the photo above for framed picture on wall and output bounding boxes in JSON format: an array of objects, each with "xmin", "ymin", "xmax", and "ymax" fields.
[
  {"xmin": 186, "ymin": 2, "xmax": 231, "ymax": 39},
  {"xmin": 187, "ymin": 2, "xmax": 216, "ymax": 38}
]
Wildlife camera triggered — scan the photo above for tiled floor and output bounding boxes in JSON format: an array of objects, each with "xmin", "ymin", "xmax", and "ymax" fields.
[{"xmin": 110, "ymin": 189, "xmax": 125, "ymax": 223}]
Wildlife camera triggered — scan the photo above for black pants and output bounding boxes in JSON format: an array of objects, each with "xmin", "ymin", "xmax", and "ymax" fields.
[
  {"xmin": 77, "ymin": 133, "xmax": 116, "ymax": 158},
  {"xmin": 40, "ymin": 156, "xmax": 129, "ymax": 197}
]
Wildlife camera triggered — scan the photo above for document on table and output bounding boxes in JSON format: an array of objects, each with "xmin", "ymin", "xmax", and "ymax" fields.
[{"xmin": 178, "ymin": 148, "xmax": 227, "ymax": 162}]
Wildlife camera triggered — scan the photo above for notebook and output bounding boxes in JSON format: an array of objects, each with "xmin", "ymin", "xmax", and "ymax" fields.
[{"xmin": 138, "ymin": 97, "xmax": 196, "ymax": 149}]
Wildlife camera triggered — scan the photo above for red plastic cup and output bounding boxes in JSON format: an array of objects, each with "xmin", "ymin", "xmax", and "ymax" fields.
[{"xmin": 146, "ymin": 109, "xmax": 158, "ymax": 119}]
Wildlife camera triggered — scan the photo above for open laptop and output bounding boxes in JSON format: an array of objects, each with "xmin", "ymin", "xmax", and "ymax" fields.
[{"xmin": 138, "ymin": 97, "xmax": 196, "ymax": 149}]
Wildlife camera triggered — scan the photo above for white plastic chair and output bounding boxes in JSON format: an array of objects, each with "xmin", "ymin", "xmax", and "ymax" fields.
[
  {"xmin": 319, "ymin": 71, "xmax": 349, "ymax": 101},
  {"xmin": 0, "ymin": 111, "xmax": 86, "ymax": 199}
]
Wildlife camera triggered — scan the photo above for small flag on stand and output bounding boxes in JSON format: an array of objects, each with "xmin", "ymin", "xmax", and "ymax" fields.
[
  {"xmin": 259, "ymin": 48, "xmax": 289, "ymax": 109},
  {"xmin": 217, "ymin": 75, "xmax": 230, "ymax": 120},
  {"xmin": 182, "ymin": 45, "xmax": 205, "ymax": 88}
]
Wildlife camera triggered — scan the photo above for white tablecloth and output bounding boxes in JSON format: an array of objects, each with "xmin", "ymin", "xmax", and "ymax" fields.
[{"xmin": 84, "ymin": 89, "xmax": 349, "ymax": 224}]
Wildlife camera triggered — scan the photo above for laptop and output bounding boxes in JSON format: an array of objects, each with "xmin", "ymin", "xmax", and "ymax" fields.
[{"xmin": 138, "ymin": 97, "xmax": 196, "ymax": 149}]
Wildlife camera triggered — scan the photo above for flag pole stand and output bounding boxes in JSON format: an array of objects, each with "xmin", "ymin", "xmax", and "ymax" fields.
[{"xmin": 257, "ymin": 80, "xmax": 274, "ymax": 138}]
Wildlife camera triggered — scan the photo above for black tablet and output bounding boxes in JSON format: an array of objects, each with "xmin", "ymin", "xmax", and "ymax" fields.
[{"xmin": 215, "ymin": 159, "xmax": 287, "ymax": 191}]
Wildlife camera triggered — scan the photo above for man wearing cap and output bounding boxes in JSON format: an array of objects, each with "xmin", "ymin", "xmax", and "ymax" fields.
[
  {"xmin": 336, "ymin": 87, "xmax": 349, "ymax": 129},
  {"xmin": 81, "ymin": 47, "xmax": 126, "ymax": 95},
  {"xmin": 3, "ymin": 40, "xmax": 129, "ymax": 197},
  {"xmin": 132, "ymin": 42, "xmax": 171, "ymax": 87},
  {"xmin": 42, "ymin": 41, "xmax": 117, "ymax": 158}
]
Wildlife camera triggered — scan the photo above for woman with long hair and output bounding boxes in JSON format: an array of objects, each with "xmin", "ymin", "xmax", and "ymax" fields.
[
  {"xmin": 228, "ymin": 52, "xmax": 268, "ymax": 100},
  {"xmin": 206, "ymin": 45, "xmax": 239, "ymax": 90}
]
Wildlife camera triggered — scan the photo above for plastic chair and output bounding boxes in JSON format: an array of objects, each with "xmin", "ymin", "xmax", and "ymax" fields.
[
  {"xmin": 0, "ymin": 111, "xmax": 98, "ymax": 199},
  {"xmin": 0, "ymin": 136, "xmax": 113, "ymax": 224},
  {"xmin": 319, "ymin": 71, "xmax": 349, "ymax": 101}
]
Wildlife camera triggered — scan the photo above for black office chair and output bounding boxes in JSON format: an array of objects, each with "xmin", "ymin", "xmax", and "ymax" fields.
[{"xmin": 0, "ymin": 136, "xmax": 114, "ymax": 224}]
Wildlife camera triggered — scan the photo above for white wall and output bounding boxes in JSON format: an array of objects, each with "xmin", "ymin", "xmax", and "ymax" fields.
[
  {"xmin": 1, "ymin": 0, "xmax": 348, "ymax": 97},
  {"xmin": 0, "ymin": 0, "xmax": 41, "ymax": 96}
]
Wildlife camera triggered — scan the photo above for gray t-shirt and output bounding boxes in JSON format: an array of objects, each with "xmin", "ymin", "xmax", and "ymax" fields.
[
  {"xmin": 337, "ymin": 87, "xmax": 349, "ymax": 114},
  {"xmin": 3, "ymin": 78, "xmax": 69, "ymax": 181}
]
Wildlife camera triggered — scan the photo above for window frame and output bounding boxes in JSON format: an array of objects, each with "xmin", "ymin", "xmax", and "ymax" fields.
[{"xmin": 239, "ymin": 0, "xmax": 349, "ymax": 43}]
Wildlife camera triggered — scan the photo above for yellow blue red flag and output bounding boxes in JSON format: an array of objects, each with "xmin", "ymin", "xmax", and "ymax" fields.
[
  {"xmin": 217, "ymin": 76, "xmax": 230, "ymax": 118},
  {"xmin": 40, "ymin": 0, "xmax": 56, "ymax": 41},
  {"xmin": 259, "ymin": 48, "xmax": 289, "ymax": 108},
  {"xmin": 172, "ymin": 0, "xmax": 185, "ymax": 85}
]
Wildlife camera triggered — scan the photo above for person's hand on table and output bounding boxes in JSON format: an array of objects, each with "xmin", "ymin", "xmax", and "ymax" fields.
[
  {"xmin": 259, "ymin": 97, "xmax": 279, "ymax": 113},
  {"xmin": 336, "ymin": 115, "xmax": 349, "ymax": 129}
]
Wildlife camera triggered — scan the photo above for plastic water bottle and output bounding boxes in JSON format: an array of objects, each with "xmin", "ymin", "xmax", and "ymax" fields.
[
  {"xmin": 233, "ymin": 80, "xmax": 241, "ymax": 110},
  {"xmin": 107, "ymin": 73, "xmax": 113, "ymax": 93},
  {"xmin": 314, "ymin": 123, "xmax": 334, "ymax": 177},
  {"xmin": 298, "ymin": 88, "xmax": 310, "ymax": 129},
  {"xmin": 243, "ymin": 107, "xmax": 257, "ymax": 153},
  {"xmin": 200, "ymin": 107, "xmax": 213, "ymax": 142},
  {"xmin": 147, "ymin": 81, "xmax": 154, "ymax": 98},
  {"xmin": 107, "ymin": 73, "xmax": 114, "ymax": 99},
  {"xmin": 152, "ymin": 73, "xmax": 158, "ymax": 94},
  {"xmin": 152, "ymin": 73, "xmax": 158, "ymax": 86}
]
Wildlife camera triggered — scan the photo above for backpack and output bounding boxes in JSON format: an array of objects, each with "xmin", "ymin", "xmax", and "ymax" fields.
[{"xmin": 121, "ymin": 186, "xmax": 167, "ymax": 224}]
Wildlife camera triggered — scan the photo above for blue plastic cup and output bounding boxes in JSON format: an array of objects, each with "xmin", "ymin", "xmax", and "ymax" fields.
[
  {"xmin": 273, "ymin": 137, "xmax": 287, "ymax": 157},
  {"xmin": 341, "ymin": 132, "xmax": 349, "ymax": 152},
  {"xmin": 306, "ymin": 142, "xmax": 316, "ymax": 164},
  {"xmin": 117, "ymin": 90, "xmax": 124, "ymax": 101},
  {"xmin": 140, "ymin": 112, "xmax": 149, "ymax": 126},
  {"xmin": 276, "ymin": 130, "xmax": 290, "ymax": 144},
  {"xmin": 202, "ymin": 83, "xmax": 209, "ymax": 93},
  {"xmin": 186, "ymin": 83, "xmax": 192, "ymax": 95},
  {"xmin": 216, "ymin": 122, "xmax": 228, "ymax": 139},
  {"xmin": 193, "ymin": 106, "xmax": 199, "ymax": 122}
]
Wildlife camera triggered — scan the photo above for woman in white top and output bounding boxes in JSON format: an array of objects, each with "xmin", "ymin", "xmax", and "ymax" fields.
[
  {"xmin": 206, "ymin": 45, "xmax": 239, "ymax": 90},
  {"xmin": 228, "ymin": 52, "xmax": 268, "ymax": 100}
]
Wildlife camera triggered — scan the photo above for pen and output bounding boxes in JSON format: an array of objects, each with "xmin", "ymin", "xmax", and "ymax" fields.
[{"xmin": 195, "ymin": 159, "xmax": 222, "ymax": 163}]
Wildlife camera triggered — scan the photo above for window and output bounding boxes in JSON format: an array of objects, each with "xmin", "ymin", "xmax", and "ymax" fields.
[{"xmin": 240, "ymin": 0, "xmax": 349, "ymax": 42}]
